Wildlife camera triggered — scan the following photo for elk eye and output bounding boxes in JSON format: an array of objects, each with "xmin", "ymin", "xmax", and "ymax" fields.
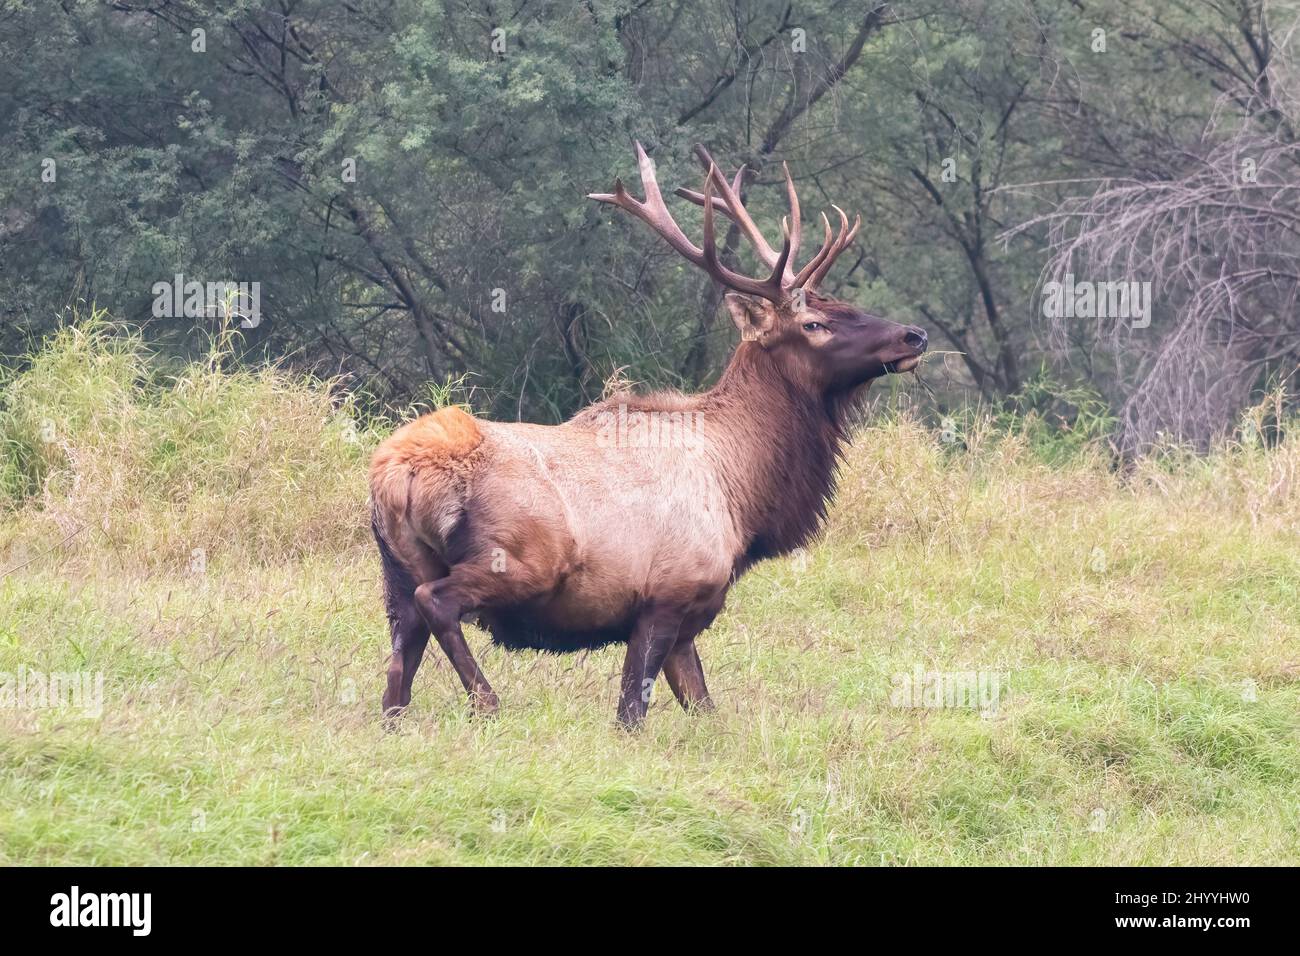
[{"xmin": 802, "ymin": 321, "xmax": 825, "ymax": 333}]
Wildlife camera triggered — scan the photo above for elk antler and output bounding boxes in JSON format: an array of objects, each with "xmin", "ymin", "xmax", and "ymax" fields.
[
  {"xmin": 589, "ymin": 142, "xmax": 859, "ymax": 304},
  {"xmin": 673, "ymin": 144, "xmax": 862, "ymax": 294}
]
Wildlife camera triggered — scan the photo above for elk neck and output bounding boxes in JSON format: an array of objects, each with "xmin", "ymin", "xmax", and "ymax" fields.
[{"xmin": 701, "ymin": 340, "xmax": 853, "ymax": 569}]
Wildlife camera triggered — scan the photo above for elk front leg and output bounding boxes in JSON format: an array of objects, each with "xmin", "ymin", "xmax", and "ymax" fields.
[{"xmin": 617, "ymin": 608, "xmax": 685, "ymax": 730}]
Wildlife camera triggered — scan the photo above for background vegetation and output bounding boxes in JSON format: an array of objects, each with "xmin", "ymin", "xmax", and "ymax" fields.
[
  {"xmin": 2, "ymin": 1, "xmax": 1298, "ymax": 865},
  {"xmin": 2, "ymin": 0, "xmax": 1298, "ymax": 452}
]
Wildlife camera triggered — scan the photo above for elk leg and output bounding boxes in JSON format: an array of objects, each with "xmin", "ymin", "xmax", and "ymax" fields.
[
  {"xmin": 616, "ymin": 608, "xmax": 685, "ymax": 730},
  {"xmin": 382, "ymin": 599, "xmax": 431, "ymax": 722},
  {"xmin": 661, "ymin": 593, "xmax": 724, "ymax": 714},
  {"xmin": 413, "ymin": 577, "xmax": 499, "ymax": 716},
  {"xmin": 662, "ymin": 637, "xmax": 714, "ymax": 713}
]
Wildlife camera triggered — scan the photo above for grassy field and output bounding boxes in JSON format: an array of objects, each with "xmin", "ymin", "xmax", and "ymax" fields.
[{"xmin": 2, "ymin": 321, "xmax": 1298, "ymax": 865}]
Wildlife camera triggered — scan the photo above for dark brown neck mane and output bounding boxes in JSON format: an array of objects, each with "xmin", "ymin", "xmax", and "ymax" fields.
[{"xmin": 702, "ymin": 341, "xmax": 857, "ymax": 572}]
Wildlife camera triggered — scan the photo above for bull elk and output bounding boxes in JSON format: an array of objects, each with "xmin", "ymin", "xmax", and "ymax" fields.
[{"xmin": 370, "ymin": 143, "xmax": 927, "ymax": 728}]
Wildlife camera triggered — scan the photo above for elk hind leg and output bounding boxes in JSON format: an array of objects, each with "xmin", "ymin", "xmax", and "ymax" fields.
[
  {"xmin": 382, "ymin": 599, "xmax": 431, "ymax": 723},
  {"xmin": 662, "ymin": 637, "xmax": 715, "ymax": 714},
  {"xmin": 661, "ymin": 592, "xmax": 723, "ymax": 715},
  {"xmin": 413, "ymin": 572, "xmax": 500, "ymax": 716},
  {"xmin": 377, "ymin": 528, "xmax": 440, "ymax": 724}
]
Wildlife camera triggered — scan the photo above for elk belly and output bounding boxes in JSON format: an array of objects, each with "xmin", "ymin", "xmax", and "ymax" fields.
[{"xmin": 477, "ymin": 608, "xmax": 635, "ymax": 653}]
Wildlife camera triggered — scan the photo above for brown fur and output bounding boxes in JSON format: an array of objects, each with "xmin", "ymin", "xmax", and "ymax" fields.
[
  {"xmin": 369, "ymin": 291, "xmax": 926, "ymax": 729},
  {"xmin": 369, "ymin": 406, "xmax": 482, "ymax": 561},
  {"xmin": 371, "ymin": 143, "xmax": 928, "ymax": 728},
  {"xmin": 372, "ymin": 405, "xmax": 483, "ymax": 470}
]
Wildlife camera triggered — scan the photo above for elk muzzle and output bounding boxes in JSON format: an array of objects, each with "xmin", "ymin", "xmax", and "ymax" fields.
[{"xmin": 885, "ymin": 325, "xmax": 928, "ymax": 373}]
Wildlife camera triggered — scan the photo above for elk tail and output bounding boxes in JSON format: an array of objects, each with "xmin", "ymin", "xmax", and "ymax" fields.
[{"xmin": 371, "ymin": 501, "xmax": 418, "ymax": 622}]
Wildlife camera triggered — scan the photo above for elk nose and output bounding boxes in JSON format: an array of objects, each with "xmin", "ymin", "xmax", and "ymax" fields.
[{"xmin": 904, "ymin": 327, "xmax": 928, "ymax": 352}]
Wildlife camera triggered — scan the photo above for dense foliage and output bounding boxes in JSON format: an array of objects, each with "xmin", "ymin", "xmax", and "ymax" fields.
[{"xmin": 1, "ymin": 0, "xmax": 1296, "ymax": 448}]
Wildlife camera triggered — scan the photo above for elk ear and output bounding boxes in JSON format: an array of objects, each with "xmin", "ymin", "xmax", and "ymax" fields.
[{"xmin": 724, "ymin": 294, "xmax": 777, "ymax": 342}]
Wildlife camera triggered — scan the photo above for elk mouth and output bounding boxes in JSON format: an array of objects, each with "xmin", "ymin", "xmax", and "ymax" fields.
[{"xmin": 885, "ymin": 355, "xmax": 922, "ymax": 374}]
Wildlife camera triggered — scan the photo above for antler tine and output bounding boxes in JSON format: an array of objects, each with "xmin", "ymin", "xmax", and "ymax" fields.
[
  {"xmin": 803, "ymin": 205, "xmax": 863, "ymax": 292},
  {"xmin": 699, "ymin": 166, "xmax": 793, "ymax": 303},
  {"xmin": 683, "ymin": 145, "xmax": 784, "ymax": 269},
  {"xmin": 672, "ymin": 165, "xmax": 742, "ymax": 218},
  {"xmin": 590, "ymin": 143, "xmax": 795, "ymax": 305},
  {"xmin": 781, "ymin": 161, "xmax": 800, "ymax": 277},
  {"xmin": 730, "ymin": 165, "xmax": 746, "ymax": 197},
  {"xmin": 588, "ymin": 141, "xmax": 706, "ymax": 266},
  {"xmin": 791, "ymin": 210, "xmax": 835, "ymax": 288},
  {"xmin": 676, "ymin": 152, "xmax": 807, "ymax": 287}
]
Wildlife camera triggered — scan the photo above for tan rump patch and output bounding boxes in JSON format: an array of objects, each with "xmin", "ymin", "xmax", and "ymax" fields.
[{"xmin": 370, "ymin": 406, "xmax": 484, "ymax": 481}]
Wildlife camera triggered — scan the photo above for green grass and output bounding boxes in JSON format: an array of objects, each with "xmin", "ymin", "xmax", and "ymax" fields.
[{"xmin": 1, "ymin": 317, "xmax": 1298, "ymax": 864}]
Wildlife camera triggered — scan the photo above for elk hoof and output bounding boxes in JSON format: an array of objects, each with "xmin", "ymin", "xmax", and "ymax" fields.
[
  {"xmin": 381, "ymin": 705, "xmax": 407, "ymax": 732},
  {"xmin": 615, "ymin": 711, "xmax": 646, "ymax": 732},
  {"xmin": 470, "ymin": 690, "xmax": 500, "ymax": 717}
]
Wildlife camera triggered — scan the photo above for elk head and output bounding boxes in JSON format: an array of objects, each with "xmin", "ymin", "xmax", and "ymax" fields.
[{"xmin": 590, "ymin": 143, "xmax": 927, "ymax": 395}]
